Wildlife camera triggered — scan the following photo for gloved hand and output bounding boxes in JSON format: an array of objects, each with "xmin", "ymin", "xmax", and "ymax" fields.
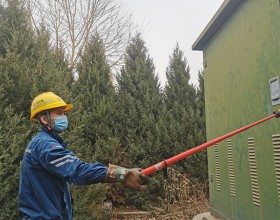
[{"xmin": 104, "ymin": 164, "xmax": 149, "ymax": 191}]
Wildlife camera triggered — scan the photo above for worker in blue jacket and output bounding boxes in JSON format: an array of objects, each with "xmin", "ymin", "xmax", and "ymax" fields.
[{"xmin": 18, "ymin": 92, "xmax": 148, "ymax": 220}]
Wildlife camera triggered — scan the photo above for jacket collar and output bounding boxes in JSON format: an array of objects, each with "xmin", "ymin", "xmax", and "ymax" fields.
[{"xmin": 41, "ymin": 126, "xmax": 68, "ymax": 148}]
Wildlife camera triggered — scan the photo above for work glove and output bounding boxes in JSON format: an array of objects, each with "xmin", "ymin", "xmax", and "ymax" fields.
[{"xmin": 104, "ymin": 163, "xmax": 149, "ymax": 191}]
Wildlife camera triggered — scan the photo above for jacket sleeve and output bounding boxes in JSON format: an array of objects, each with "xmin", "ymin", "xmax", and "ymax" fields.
[{"xmin": 37, "ymin": 139, "xmax": 108, "ymax": 186}]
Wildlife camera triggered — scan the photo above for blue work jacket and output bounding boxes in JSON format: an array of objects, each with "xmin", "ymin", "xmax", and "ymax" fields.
[{"xmin": 18, "ymin": 127, "xmax": 108, "ymax": 220}]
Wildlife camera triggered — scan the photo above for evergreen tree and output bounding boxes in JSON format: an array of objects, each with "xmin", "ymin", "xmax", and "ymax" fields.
[
  {"xmin": 116, "ymin": 33, "xmax": 165, "ymax": 207},
  {"xmin": 164, "ymin": 43, "xmax": 196, "ymax": 151},
  {"xmin": 0, "ymin": 0, "xmax": 34, "ymax": 114},
  {"xmin": 165, "ymin": 43, "xmax": 196, "ymax": 109},
  {"xmin": 0, "ymin": 0, "xmax": 28, "ymax": 56},
  {"xmin": 116, "ymin": 33, "xmax": 164, "ymax": 167},
  {"xmin": 0, "ymin": 1, "xmax": 71, "ymax": 218},
  {"xmin": 69, "ymin": 35, "xmax": 118, "ymax": 219},
  {"xmin": 0, "ymin": 86, "xmax": 32, "ymax": 219},
  {"xmin": 191, "ymin": 70, "xmax": 207, "ymax": 182},
  {"xmin": 164, "ymin": 44, "xmax": 203, "ymax": 180},
  {"xmin": 0, "ymin": 22, "xmax": 72, "ymax": 118},
  {"xmin": 196, "ymin": 70, "xmax": 205, "ymax": 119},
  {"xmin": 71, "ymin": 34, "xmax": 117, "ymax": 165}
]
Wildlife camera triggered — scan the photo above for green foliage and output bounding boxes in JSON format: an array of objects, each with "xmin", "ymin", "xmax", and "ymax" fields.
[
  {"xmin": 71, "ymin": 184, "xmax": 107, "ymax": 220},
  {"xmin": 71, "ymin": 35, "xmax": 117, "ymax": 162},
  {"xmin": 0, "ymin": 24, "xmax": 72, "ymax": 117},
  {"xmin": 116, "ymin": 33, "xmax": 163, "ymax": 166},
  {"xmin": 0, "ymin": 0, "xmax": 28, "ymax": 56},
  {"xmin": 0, "ymin": 87, "xmax": 33, "ymax": 219},
  {"xmin": 116, "ymin": 33, "xmax": 165, "ymax": 207},
  {"xmin": 0, "ymin": 1, "xmax": 72, "ymax": 218},
  {"xmin": 192, "ymin": 70, "xmax": 207, "ymax": 182},
  {"xmin": 69, "ymin": 35, "xmax": 118, "ymax": 216},
  {"xmin": 164, "ymin": 44, "xmax": 207, "ymax": 182}
]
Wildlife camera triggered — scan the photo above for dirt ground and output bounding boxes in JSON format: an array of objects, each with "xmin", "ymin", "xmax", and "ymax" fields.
[{"xmin": 111, "ymin": 200, "xmax": 210, "ymax": 220}]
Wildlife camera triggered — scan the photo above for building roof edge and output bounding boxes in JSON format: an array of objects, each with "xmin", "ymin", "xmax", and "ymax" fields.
[{"xmin": 192, "ymin": 0, "xmax": 243, "ymax": 51}]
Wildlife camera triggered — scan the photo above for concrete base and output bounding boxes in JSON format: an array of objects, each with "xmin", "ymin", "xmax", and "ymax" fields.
[{"xmin": 193, "ymin": 212, "xmax": 221, "ymax": 220}]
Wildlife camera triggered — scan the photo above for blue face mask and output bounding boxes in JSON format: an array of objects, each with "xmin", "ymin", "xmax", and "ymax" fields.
[{"xmin": 51, "ymin": 116, "xmax": 68, "ymax": 132}]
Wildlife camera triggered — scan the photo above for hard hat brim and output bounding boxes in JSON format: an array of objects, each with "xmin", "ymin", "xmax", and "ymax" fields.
[{"xmin": 64, "ymin": 104, "xmax": 74, "ymax": 111}]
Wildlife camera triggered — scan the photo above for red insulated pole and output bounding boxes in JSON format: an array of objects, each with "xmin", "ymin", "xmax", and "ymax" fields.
[{"xmin": 141, "ymin": 113, "xmax": 277, "ymax": 176}]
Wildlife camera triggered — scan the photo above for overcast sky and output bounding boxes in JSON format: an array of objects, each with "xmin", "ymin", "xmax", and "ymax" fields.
[{"xmin": 124, "ymin": 0, "xmax": 224, "ymax": 87}]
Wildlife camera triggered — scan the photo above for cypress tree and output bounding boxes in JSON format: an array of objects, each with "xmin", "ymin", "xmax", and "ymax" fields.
[
  {"xmin": 164, "ymin": 43, "xmax": 196, "ymax": 150},
  {"xmin": 116, "ymin": 33, "xmax": 164, "ymax": 167},
  {"xmin": 0, "ymin": 22, "xmax": 72, "ymax": 118},
  {"xmin": 0, "ymin": 0, "xmax": 28, "ymax": 56},
  {"xmin": 165, "ymin": 44, "xmax": 196, "ymax": 110},
  {"xmin": 0, "ymin": 1, "xmax": 71, "ymax": 218},
  {"xmin": 0, "ymin": 1, "xmax": 35, "ymax": 218},
  {"xmin": 191, "ymin": 70, "xmax": 207, "ymax": 182},
  {"xmin": 71, "ymin": 34, "xmax": 117, "ymax": 164},
  {"xmin": 0, "ymin": 0, "xmax": 34, "ymax": 114},
  {"xmin": 0, "ymin": 86, "xmax": 32, "ymax": 219},
  {"xmin": 69, "ymin": 35, "xmax": 118, "ymax": 219},
  {"xmin": 164, "ymin": 43, "xmax": 201, "ymax": 179},
  {"xmin": 115, "ymin": 33, "xmax": 165, "ymax": 207}
]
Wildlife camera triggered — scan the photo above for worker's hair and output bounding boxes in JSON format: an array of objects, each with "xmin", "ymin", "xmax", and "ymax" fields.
[{"xmin": 36, "ymin": 110, "xmax": 50, "ymax": 126}]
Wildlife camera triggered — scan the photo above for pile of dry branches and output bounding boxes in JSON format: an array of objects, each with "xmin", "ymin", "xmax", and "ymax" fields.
[
  {"xmin": 149, "ymin": 167, "xmax": 209, "ymax": 220},
  {"xmin": 112, "ymin": 167, "xmax": 209, "ymax": 220}
]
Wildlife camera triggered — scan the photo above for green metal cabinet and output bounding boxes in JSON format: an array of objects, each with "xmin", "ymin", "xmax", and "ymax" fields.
[{"xmin": 193, "ymin": 0, "xmax": 280, "ymax": 219}]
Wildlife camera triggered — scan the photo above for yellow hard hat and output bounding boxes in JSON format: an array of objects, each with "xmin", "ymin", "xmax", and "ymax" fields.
[{"xmin": 30, "ymin": 92, "xmax": 73, "ymax": 121}]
